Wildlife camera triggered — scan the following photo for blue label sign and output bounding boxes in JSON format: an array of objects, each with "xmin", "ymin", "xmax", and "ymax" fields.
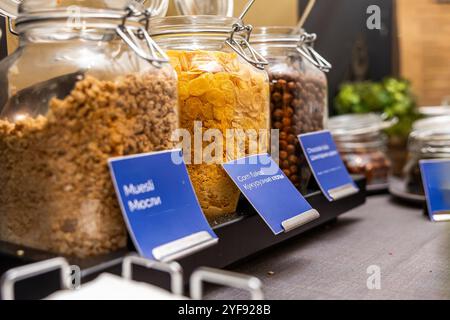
[
  {"xmin": 420, "ymin": 159, "xmax": 450, "ymax": 222},
  {"xmin": 108, "ymin": 150, "xmax": 218, "ymax": 261},
  {"xmin": 222, "ymin": 154, "xmax": 319, "ymax": 235},
  {"xmin": 298, "ymin": 130, "xmax": 359, "ymax": 201}
]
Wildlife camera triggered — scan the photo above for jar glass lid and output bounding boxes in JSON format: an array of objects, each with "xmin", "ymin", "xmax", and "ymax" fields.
[
  {"xmin": 413, "ymin": 115, "xmax": 450, "ymax": 132},
  {"xmin": 149, "ymin": 15, "xmax": 241, "ymax": 35},
  {"xmin": 19, "ymin": 0, "xmax": 168, "ymax": 15},
  {"xmin": 251, "ymin": 26, "xmax": 304, "ymax": 45},
  {"xmin": 329, "ymin": 113, "xmax": 397, "ymax": 136},
  {"xmin": 0, "ymin": 0, "xmax": 21, "ymax": 18},
  {"xmin": 174, "ymin": 0, "xmax": 233, "ymax": 17},
  {"xmin": 409, "ymin": 129, "xmax": 450, "ymax": 155},
  {"xmin": 1, "ymin": 0, "xmax": 169, "ymax": 21},
  {"xmin": 418, "ymin": 106, "xmax": 450, "ymax": 117}
]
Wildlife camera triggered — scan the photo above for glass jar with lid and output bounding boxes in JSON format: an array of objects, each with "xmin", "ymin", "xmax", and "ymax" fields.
[
  {"xmin": 329, "ymin": 114, "xmax": 395, "ymax": 189},
  {"xmin": 250, "ymin": 27, "xmax": 331, "ymax": 194},
  {"xmin": 404, "ymin": 128, "xmax": 450, "ymax": 195},
  {"xmin": 150, "ymin": 16, "xmax": 270, "ymax": 224},
  {"xmin": 0, "ymin": 0, "xmax": 178, "ymax": 258}
]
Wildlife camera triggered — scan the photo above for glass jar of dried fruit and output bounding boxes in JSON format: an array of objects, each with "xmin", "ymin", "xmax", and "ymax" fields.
[
  {"xmin": 250, "ymin": 27, "xmax": 331, "ymax": 194},
  {"xmin": 150, "ymin": 16, "xmax": 271, "ymax": 225},
  {"xmin": 329, "ymin": 114, "xmax": 396, "ymax": 191},
  {"xmin": 404, "ymin": 128, "xmax": 450, "ymax": 195},
  {"xmin": 0, "ymin": 0, "xmax": 178, "ymax": 258}
]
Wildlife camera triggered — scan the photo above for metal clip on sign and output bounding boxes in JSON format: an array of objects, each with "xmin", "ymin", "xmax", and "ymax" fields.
[
  {"xmin": 190, "ymin": 267, "xmax": 264, "ymax": 300},
  {"xmin": 328, "ymin": 184, "xmax": 360, "ymax": 201},
  {"xmin": 297, "ymin": 32, "xmax": 332, "ymax": 73},
  {"xmin": 116, "ymin": 4, "xmax": 170, "ymax": 67},
  {"xmin": 122, "ymin": 255, "xmax": 184, "ymax": 296},
  {"xmin": 0, "ymin": 257, "xmax": 71, "ymax": 300},
  {"xmin": 0, "ymin": 256, "xmax": 264, "ymax": 300}
]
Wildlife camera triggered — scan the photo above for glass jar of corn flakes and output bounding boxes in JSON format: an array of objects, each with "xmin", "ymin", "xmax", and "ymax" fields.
[
  {"xmin": 251, "ymin": 27, "xmax": 331, "ymax": 194},
  {"xmin": 150, "ymin": 16, "xmax": 270, "ymax": 225},
  {"xmin": 0, "ymin": 0, "xmax": 177, "ymax": 258}
]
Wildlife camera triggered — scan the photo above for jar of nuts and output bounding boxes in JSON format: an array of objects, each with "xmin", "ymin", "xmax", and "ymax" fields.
[
  {"xmin": 0, "ymin": 1, "xmax": 179, "ymax": 258},
  {"xmin": 250, "ymin": 27, "xmax": 331, "ymax": 194},
  {"xmin": 150, "ymin": 16, "xmax": 270, "ymax": 224},
  {"xmin": 404, "ymin": 127, "xmax": 450, "ymax": 195},
  {"xmin": 329, "ymin": 114, "xmax": 396, "ymax": 190}
]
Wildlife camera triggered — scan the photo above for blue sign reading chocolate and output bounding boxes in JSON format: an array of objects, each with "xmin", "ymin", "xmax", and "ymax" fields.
[{"xmin": 298, "ymin": 130, "xmax": 359, "ymax": 201}]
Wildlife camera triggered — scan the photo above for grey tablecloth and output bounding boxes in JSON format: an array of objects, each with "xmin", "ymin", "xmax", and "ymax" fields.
[{"xmin": 205, "ymin": 195, "xmax": 450, "ymax": 300}]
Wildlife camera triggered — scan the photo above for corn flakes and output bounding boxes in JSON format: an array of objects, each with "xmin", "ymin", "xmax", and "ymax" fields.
[{"xmin": 167, "ymin": 50, "xmax": 270, "ymax": 222}]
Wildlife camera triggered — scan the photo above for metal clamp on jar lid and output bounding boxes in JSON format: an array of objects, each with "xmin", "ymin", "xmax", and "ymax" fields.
[
  {"xmin": 116, "ymin": 3, "xmax": 169, "ymax": 66},
  {"xmin": 0, "ymin": 0, "xmax": 21, "ymax": 35},
  {"xmin": 248, "ymin": 10, "xmax": 331, "ymax": 72},
  {"xmin": 297, "ymin": 31, "xmax": 332, "ymax": 72},
  {"xmin": 294, "ymin": 0, "xmax": 331, "ymax": 72},
  {"xmin": 225, "ymin": 0, "xmax": 268, "ymax": 70},
  {"xmin": 149, "ymin": 0, "xmax": 268, "ymax": 70},
  {"xmin": 0, "ymin": 0, "xmax": 170, "ymax": 66}
]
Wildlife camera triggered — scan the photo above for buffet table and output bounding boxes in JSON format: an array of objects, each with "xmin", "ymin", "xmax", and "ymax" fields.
[{"xmin": 205, "ymin": 195, "xmax": 450, "ymax": 300}]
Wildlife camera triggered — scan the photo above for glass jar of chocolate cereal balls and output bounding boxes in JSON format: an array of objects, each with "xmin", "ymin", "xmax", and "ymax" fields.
[
  {"xmin": 250, "ymin": 27, "xmax": 331, "ymax": 194},
  {"xmin": 150, "ymin": 16, "xmax": 270, "ymax": 224},
  {"xmin": 0, "ymin": 0, "xmax": 178, "ymax": 258}
]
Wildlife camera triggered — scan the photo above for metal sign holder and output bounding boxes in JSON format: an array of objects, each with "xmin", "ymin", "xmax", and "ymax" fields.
[{"xmin": 0, "ymin": 176, "xmax": 366, "ymax": 300}]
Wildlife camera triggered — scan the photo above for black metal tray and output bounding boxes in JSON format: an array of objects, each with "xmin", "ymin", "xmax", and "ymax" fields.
[{"xmin": 0, "ymin": 176, "xmax": 366, "ymax": 300}]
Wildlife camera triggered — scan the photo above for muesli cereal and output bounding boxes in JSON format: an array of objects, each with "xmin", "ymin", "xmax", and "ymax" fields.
[{"xmin": 0, "ymin": 70, "xmax": 178, "ymax": 258}]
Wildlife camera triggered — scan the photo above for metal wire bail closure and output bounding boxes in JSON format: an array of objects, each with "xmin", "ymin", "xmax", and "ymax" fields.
[
  {"xmin": 7, "ymin": 15, "xmax": 18, "ymax": 35},
  {"xmin": 0, "ymin": 0, "xmax": 21, "ymax": 36},
  {"xmin": 226, "ymin": 21, "xmax": 269, "ymax": 70},
  {"xmin": 297, "ymin": 32, "xmax": 332, "ymax": 73},
  {"xmin": 116, "ymin": 4, "xmax": 169, "ymax": 67}
]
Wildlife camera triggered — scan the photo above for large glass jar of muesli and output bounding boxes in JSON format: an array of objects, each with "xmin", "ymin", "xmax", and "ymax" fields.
[
  {"xmin": 251, "ymin": 27, "xmax": 331, "ymax": 194},
  {"xmin": 150, "ymin": 16, "xmax": 270, "ymax": 224},
  {"xmin": 0, "ymin": 0, "xmax": 178, "ymax": 258}
]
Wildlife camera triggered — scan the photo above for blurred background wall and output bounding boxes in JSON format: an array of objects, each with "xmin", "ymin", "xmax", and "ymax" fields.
[
  {"xmin": 167, "ymin": 0, "xmax": 299, "ymax": 26},
  {"xmin": 299, "ymin": 0, "xmax": 396, "ymax": 112},
  {"xmin": 396, "ymin": 0, "xmax": 450, "ymax": 106}
]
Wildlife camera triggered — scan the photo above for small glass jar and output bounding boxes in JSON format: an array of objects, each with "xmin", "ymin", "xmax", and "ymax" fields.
[
  {"xmin": 250, "ymin": 27, "xmax": 330, "ymax": 194},
  {"xmin": 404, "ymin": 129, "xmax": 450, "ymax": 195},
  {"xmin": 0, "ymin": 0, "xmax": 178, "ymax": 258},
  {"xmin": 329, "ymin": 114, "xmax": 394, "ymax": 189},
  {"xmin": 150, "ymin": 16, "xmax": 270, "ymax": 224}
]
